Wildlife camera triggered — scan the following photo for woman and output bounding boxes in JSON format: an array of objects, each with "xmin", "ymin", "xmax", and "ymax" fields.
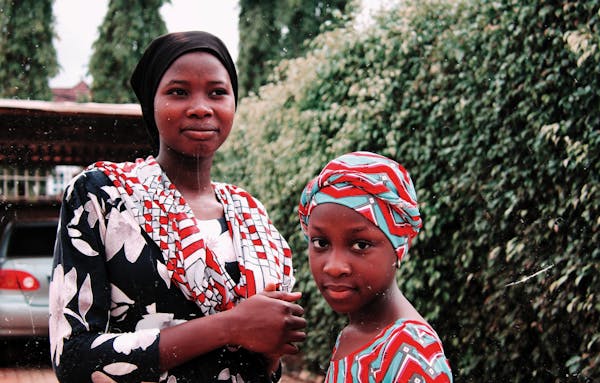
[{"xmin": 50, "ymin": 31, "xmax": 305, "ymax": 383}]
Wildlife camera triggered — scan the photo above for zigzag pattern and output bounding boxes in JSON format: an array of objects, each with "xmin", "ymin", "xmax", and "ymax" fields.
[
  {"xmin": 299, "ymin": 151, "xmax": 422, "ymax": 261},
  {"xmin": 325, "ymin": 319, "xmax": 453, "ymax": 382},
  {"xmin": 90, "ymin": 157, "xmax": 294, "ymax": 316}
]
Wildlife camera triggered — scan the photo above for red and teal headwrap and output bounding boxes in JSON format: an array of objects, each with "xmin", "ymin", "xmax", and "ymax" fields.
[{"xmin": 298, "ymin": 151, "xmax": 422, "ymax": 261}]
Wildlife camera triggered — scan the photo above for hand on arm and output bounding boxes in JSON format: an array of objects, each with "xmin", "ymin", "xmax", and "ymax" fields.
[{"xmin": 158, "ymin": 284, "xmax": 306, "ymax": 372}]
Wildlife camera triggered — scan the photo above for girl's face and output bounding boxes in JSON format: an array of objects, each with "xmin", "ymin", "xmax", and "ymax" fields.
[
  {"xmin": 153, "ymin": 51, "xmax": 235, "ymax": 159},
  {"xmin": 307, "ymin": 203, "xmax": 398, "ymax": 318}
]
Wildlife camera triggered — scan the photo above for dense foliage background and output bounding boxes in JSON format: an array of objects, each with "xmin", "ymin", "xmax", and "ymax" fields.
[
  {"xmin": 0, "ymin": 0, "xmax": 58, "ymax": 100},
  {"xmin": 88, "ymin": 0, "xmax": 168, "ymax": 103},
  {"xmin": 214, "ymin": 0, "xmax": 599, "ymax": 381},
  {"xmin": 236, "ymin": 0, "xmax": 353, "ymax": 97}
]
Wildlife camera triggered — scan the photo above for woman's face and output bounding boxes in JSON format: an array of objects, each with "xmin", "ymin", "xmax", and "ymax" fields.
[
  {"xmin": 307, "ymin": 203, "xmax": 398, "ymax": 318},
  {"xmin": 153, "ymin": 51, "xmax": 235, "ymax": 159}
]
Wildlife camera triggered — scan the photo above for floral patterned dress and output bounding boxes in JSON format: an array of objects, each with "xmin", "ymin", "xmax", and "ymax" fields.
[
  {"xmin": 325, "ymin": 319, "xmax": 453, "ymax": 383},
  {"xmin": 49, "ymin": 158, "xmax": 293, "ymax": 383}
]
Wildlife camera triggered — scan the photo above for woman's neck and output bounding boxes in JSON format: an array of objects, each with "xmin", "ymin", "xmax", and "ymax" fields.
[
  {"xmin": 156, "ymin": 150, "xmax": 224, "ymax": 220},
  {"xmin": 157, "ymin": 151, "xmax": 214, "ymax": 194}
]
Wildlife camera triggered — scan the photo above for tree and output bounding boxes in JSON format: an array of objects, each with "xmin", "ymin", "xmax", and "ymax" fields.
[
  {"xmin": 0, "ymin": 0, "xmax": 58, "ymax": 100},
  {"xmin": 279, "ymin": 0, "xmax": 353, "ymax": 60},
  {"xmin": 89, "ymin": 0, "xmax": 168, "ymax": 103},
  {"xmin": 237, "ymin": 0, "xmax": 354, "ymax": 97},
  {"xmin": 237, "ymin": 0, "xmax": 281, "ymax": 98}
]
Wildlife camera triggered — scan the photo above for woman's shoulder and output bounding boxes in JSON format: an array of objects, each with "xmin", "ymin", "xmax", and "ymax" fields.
[
  {"xmin": 212, "ymin": 181, "xmax": 246, "ymax": 194},
  {"xmin": 69, "ymin": 165, "xmax": 113, "ymax": 188},
  {"xmin": 213, "ymin": 182, "xmax": 264, "ymax": 204},
  {"xmin": 66, "ymin": 158, "xmax": 147, "ymax": 197},
  {"xmin": 86, "ymin": 157, "xmax": 156, "ymax": 173}
]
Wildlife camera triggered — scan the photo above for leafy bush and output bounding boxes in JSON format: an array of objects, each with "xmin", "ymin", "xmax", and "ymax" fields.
[{"xmin": 214, "ymin": 0, "xmax": 599, "ymax": 381}]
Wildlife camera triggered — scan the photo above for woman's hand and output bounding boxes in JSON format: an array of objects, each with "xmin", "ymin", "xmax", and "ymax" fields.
[
  {"xmin": 261, "ymin": 283, "xmax": 297, "ymax": 374},
  {"xmin": 225, "ymin": 283, "xmax": 306, "ymax": 356},
  {"xmin": 159, "ymin": 283, "xmax": 306, "ymax": 371}
]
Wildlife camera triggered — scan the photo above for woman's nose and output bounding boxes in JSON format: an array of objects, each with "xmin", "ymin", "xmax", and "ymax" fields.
[
  {"xmin": 186, "ymin": 96, "xmax": 212, "ymax": 118},
  {"xmin": 322, "ymin": 250, "xmax": 351, "ymax": 277}
]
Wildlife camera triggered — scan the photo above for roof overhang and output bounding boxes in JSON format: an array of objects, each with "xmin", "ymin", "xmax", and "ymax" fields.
[{"xmin": 0, "ymin": 99, "xmax": 152, "ymax": 167}]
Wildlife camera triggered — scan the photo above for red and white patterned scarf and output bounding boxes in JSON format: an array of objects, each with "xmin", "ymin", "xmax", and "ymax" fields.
[{"xmin": 89, "ymin": 156, "xmax": 294, "ymax": 316}]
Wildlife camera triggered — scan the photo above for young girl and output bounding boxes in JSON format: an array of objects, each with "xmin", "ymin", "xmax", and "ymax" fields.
[
  {"xmin": 49, "ymin": 31, "xmax": 305, "ymax": 382},
  {"xmin": 298, "ymin": 151, "xmax": 453, "ymax": 382}
]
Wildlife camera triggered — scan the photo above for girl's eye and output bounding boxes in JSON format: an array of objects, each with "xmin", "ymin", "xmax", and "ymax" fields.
[
  {"xmin": 310, "ymin": 238, "xmax": 328, "ymax": 249},
  {"xmin": 351, "ymin": 240, "xmax": 371, "ymax": 251}
]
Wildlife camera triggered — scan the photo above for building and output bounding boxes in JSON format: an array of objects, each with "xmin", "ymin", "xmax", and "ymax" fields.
[
  {"xmin": 51, "ymin": 81, "xmax": 92, "ymax": 102},
  {"xmin": 0, "ymin": 99, "xmax": 151, "ymax": 222}
]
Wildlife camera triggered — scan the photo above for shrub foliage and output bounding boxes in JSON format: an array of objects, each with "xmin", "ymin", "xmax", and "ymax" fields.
[{"xmin": 214, "ymin": 0, "xmax": 599, "ymax": 381}]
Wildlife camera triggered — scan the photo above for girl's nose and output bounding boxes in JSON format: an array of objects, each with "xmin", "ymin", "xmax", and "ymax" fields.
[{"xmin": 322, "ymin": 250, "xmax": 351, "ymax": 277}]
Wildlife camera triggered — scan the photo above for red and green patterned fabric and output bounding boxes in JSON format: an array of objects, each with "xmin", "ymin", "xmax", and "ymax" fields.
[{"xmin": 325, "ymin": 319, "xmax": 453, "ymax": 383}]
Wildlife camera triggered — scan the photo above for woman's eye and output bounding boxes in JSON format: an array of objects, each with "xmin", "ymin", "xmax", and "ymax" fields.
[
  {"xmin": 210, "ymin": 88, "xmax": 228, "ymax": 96},
  {"xmin": 351, "ymin": 241, "xmax": 371, "ymax": 251},
  {"xmin": 310, "ymin": 238, "xmax": 328, "ymax": 249},
  {"xmin": 167, "ymin": 88, "xmax": 187, "ymax": 96}
]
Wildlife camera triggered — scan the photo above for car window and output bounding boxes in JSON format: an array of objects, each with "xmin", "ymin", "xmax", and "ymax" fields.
[{"xmin": 6, "ymin": 224, "xmax": 58, "ymax": 258}]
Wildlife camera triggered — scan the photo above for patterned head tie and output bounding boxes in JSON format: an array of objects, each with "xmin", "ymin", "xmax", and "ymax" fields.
[{"xmin": 298, "ymin": 151, "xmax": 422, "ymax": 261}]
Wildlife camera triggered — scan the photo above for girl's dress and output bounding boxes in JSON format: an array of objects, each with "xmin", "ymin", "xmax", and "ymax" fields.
[
  {"xmin": 49, "ymin": 156, "xmax": 294, "ymax": 383},
  {"xmin": 325, "ymin": 319, "xmax": 453, "ymax": 383}
]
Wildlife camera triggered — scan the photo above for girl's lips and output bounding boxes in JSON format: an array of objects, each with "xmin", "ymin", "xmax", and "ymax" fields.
[{"xmin": 323, "ymin": 284, "xmax": 355, "ymax": 301}]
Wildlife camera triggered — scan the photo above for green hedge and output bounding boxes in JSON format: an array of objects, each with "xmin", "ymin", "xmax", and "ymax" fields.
[{"xmin": 214, "ymin": 0, "xmax": 599, "ymax": 381}]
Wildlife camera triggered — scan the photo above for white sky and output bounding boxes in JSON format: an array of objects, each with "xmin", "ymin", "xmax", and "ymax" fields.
[
  {"xmin": 50, "ymin": 0, "xmax": 388, "ymax": 88},
  {"xmin": 50, "ymin": 0, "xmax": 240, "ymax": 87}
]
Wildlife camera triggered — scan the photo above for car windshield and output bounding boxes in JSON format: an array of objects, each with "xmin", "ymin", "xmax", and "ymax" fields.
[{"xmin": 7, "ymin": 224, "xmax": 58, "ymax": 258}]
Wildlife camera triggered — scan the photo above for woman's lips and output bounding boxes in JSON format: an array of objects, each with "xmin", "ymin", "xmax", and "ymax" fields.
[{"xmin": 182, "ymin": 126, "xmax": 218, "ymax": 139}]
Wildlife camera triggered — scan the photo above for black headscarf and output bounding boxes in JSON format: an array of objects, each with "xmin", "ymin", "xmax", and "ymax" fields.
[{"xmin": 130, "ymin": 31, "xmax": 238, "ymax": 153}]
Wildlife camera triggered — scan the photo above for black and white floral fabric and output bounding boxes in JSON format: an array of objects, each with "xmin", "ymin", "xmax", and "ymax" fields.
[{"xmin": 49, "ymin": 159, "xmax": 292, "ymax": 382}]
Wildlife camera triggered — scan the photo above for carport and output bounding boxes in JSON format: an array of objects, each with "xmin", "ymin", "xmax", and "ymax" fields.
[{"xmin": 0, "ymin": 99, "xmax": 152, "ymax": 224}]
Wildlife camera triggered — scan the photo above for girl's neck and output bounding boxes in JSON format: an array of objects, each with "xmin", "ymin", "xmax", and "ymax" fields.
[
  {"xmin": 348, "ymin": 287, "xmax": 402, "ymax": 332},
  {"xmin": 347, "ymin": 289, "xmax": 426, "ymax": 332},
  {"xmin": 333, "ymin": 290, "xmax": 428, "ymax": 361}
]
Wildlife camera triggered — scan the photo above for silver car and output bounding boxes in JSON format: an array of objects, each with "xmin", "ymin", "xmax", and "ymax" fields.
[{"xmin": 0, "ymin": 218, "xmax": 57, "ymax": 338}]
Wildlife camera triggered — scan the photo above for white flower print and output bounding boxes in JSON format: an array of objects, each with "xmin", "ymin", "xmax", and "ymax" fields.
[
  {"xmin": 49, "ymin": 265, "xmax": 90, "ymax": 366},
  {"xmin": 78, "ymin": 274, "xmax": 93, "ymax": 327},
  {"xmin": 110, "ymin": 283, "xmax": 135, "ymax": 321},
  {"xmin": 136, "ymin": 312, "xmax": 186, "ymax": 331},
  {"xmin": 101, "ymin": 184, "xmax": 123, "ymax": 204},
  {"xmin": 156, "ymin": 260, "xmax": 171, "ymax": 288},
  {"xmin": 105, "ymin": 209, "xmax": 144, "ymax": 263},
  {"xmin": 67, "ymin": 205, "xmax": 99, "ymax": 257},
  {"xmin": 91, "ymin": 334, "xmax": 120, "ymax": 349},
  {"xmin": 71, "ymin": 237, "xmax": 99, "ymax": 257},
  {"xmin": 84, "ymin": 191, "xmax": 107, "ymax": 238},
  {"xmin": 112, "ymin": 329, "xmax": 158, "ymax": 355},
  {"xmin": 90, "ymin": 329, "xmax": 158, "ymax": 355},
  {"xmin": 218, "ymin": 368, "xmax": 231, "ymax": 380},
  {"xmin": 103, "ymin": 362, "xmax": 138, "ymax": 375},
  {"xmin": 218, "ymin": 368, "xmax": 244, "ymax": 382}
]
